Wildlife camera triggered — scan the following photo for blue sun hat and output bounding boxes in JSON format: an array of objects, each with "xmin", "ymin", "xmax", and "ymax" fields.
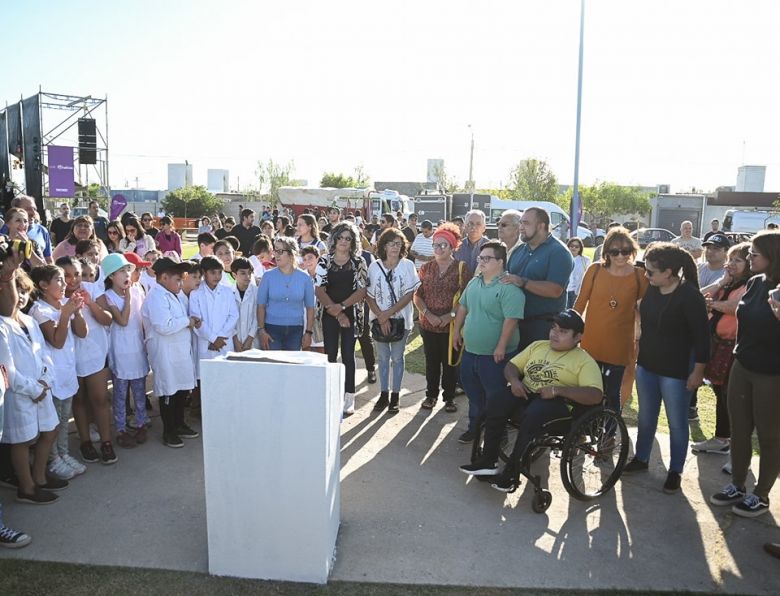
[{"xmin": 101, "ymin": 253, "xmax": 134, "ymax": 278}]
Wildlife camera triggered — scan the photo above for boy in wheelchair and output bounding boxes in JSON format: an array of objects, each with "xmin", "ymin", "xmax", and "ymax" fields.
[{"xmin": 460, "ymin": 309, "xmax": 604, "ymax": 493}]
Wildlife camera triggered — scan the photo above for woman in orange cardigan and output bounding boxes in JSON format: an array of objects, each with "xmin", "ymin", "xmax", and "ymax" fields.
[{"xmin": 573, "ymin": 227, "xmax": 649, "ymax": 413}]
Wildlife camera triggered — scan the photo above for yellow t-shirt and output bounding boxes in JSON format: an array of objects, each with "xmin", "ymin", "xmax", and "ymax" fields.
[{"xmin": 510, "ymin": 340, "xmax": 603, "ymax": 394}]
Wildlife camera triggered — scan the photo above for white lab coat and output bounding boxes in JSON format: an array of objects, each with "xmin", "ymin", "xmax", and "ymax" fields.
[
  {"xmin": 189, "ymin": 282, "xmax": 239, "ymax": 363},
  {"xmin": 28, "ymin": 300, "xmax": 79, "ymax": 400},
  {"xmin": 106, "ymin": 285, "xmax": 149, "ymax": 380},
  {"xmin": 141, "ymin": 285, "xmax": 195, "ymax": 397},
  {"xmin": 74, "ymin": 280, "xmax": 110, "ymax": 377},
  {"xmin": 232, "ymin": 283, "xmax": 258, "ymax": 346},
  {"xmin": 0, "ymin": 315, "xmax": 59, "ymax": 443}
]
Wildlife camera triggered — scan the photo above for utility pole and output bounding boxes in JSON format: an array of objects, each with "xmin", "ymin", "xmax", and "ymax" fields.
[{"xmin": 570, "ymin": 0, "xmax": 586, "ymax": 240}]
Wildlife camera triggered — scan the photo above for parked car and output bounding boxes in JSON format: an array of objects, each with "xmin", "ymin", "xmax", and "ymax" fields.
[{"xmin": 630, "ymin": 227, "xmax": 675, "ymax": 248}]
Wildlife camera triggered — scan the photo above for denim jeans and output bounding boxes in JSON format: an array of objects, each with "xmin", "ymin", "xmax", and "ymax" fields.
[
  {"xmin": 598, "ymin": 362, "xmax": 626, "ymax": 414},
  {"xmin": 265, "ymin": 324, "xmax": 304, "ymax": 351},
  {"xmin": 322, "ymin": 314, "xmax": 357, "ymax": 393},
  {"xmin": 376, "ymin": 329, "xmax": 410, "ymax": 392},
  {"xmin": 634, "ymin": 365, "xmax": 691, "ymax": 473},
  {"xmin": 566, "ymin": 291, "xmax": 577, "ymax": 309},
  {"xmin": 460, "ymin": 349, "xmax": 517, "ymax": 433},
  {"xmin": 51, "ymin": 397, "xmax": 73, "ymax": 458}
]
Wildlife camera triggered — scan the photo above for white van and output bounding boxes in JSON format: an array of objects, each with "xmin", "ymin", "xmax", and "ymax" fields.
[
  {"xmin": 722, "ymin": 209, "xmax": 780, "ymax": 234},
  {"xmin": 488, "ymin": 199, "xmax": 602, "ymax": 246}
]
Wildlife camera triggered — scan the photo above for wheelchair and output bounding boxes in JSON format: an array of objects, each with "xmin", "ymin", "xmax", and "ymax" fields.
[{"xmin": 470, "ymin": 401, "xmax": 629, "ymax": 513}]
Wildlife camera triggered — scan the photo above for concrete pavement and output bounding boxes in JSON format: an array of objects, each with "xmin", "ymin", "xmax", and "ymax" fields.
[{"xmin": 0, "ymin": 363, "xmax": 778, "ymax": 593}]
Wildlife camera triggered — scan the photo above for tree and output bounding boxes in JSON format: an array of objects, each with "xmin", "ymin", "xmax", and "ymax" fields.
[
  {"xmin": 431, "ymin": 163, "xmax": 460, "ymax": 193},
  {"xmin": 578, "ymin": 182, "xmax": 652, "ymax": 220},
  {"xmin": 320, "ymin": 172, "xmax": 358, "ymax": 188},
  {"xmin": 255, "ymin": 159, "xmax": 301, "ymax": 205},
  {"xmin": 507, "ymin": 158, "xmax": 559, "ymax": 203},
  {"xmin": 162, "ymin": 186, "xmax": 224, "ymax": 218},
  {"xmin": 353, "ymin": 164, "xmax": 370, "ymax": 188}
]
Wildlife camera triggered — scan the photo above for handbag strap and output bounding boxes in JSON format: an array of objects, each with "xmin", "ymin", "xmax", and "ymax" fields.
[{"xmin": 377, "ymin": 262, "xmax": 399, "ymax": 305}]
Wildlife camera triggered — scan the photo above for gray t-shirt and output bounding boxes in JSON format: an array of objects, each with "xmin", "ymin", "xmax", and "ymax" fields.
[{"xmin": 698, "ymin": 262, "xmax": 725, "ymax": 288}]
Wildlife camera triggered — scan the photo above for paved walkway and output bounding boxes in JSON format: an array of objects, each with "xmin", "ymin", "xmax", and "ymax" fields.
[{"xmin": 0, "ymin": 364, "xmax": 778, "ymax": 593}]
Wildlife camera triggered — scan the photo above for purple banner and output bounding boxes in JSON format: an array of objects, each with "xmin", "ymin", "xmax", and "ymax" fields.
[
  {"xmin": 110, "ymin": 194, "xmax": 127, "ymax": 220},
  {"xmin": 48, "ymin": 145, "xmax": 75, "ymax": 198}
]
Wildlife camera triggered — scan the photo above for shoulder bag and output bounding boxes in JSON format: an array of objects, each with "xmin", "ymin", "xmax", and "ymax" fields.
[{"xmin": 371, "ymin": 263, "xmax": 405, "ymax": 343}]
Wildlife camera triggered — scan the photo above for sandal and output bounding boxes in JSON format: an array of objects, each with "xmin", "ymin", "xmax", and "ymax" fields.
[
  {"xmin": 421, "ymin": 397, "xmax": 437, "ymax": 409},
  {"xmin": 444, "ymin": 400, "xmax": 457, "ymax": 413}
]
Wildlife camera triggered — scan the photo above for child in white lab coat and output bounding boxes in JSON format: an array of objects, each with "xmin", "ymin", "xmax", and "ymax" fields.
[
  {"xmin": 190, "ymin": 256, "xmax": 239, "ymax": 360},
  {"xmin": 230, "ymin": 257, "xmax": 258, "ymax": 351},
  {"xmin": 98, "ymin": 254, "xmax": 150, "ymax": 449}
]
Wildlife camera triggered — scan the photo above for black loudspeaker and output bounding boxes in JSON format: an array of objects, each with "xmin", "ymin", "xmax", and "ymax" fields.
[{"xmin": 78, "ymin": 118, "xmax": 97, "ymax": 164}]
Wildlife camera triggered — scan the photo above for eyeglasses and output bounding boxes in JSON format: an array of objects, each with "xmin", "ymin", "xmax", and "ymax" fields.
[
  {"xmin": 273, "ymin": 248, "xmax": 291, "ymax": 255},
  {"xmin": 607, "ymin": 248, "xmax": 633, "ymax": 257},
  {"xmin": 387, "ymin": 240, "xmax": 403, "ymax": 248},
  {"xmin": 477, "ymin": 255, "xmax": 499, "ymax": 263},
  {"xmin": 337, "ymin": 235, "xmax": 353, "ymax": 242},
  {"xmin": 432, "ymin": 242, "xmax": 450, "ymax": 250}
]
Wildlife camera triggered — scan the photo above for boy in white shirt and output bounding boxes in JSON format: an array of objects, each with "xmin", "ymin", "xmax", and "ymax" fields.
[
  {"xmin": 190, "ymin": 256, "xmax": 239, "ymax": 362},
  {"xmin": 141, "ymin": 257, "xmax": 200, "ymax": 448},
  {"xmin": 191, "ymin": 233, "xmax": 217, "ymax": 262},
  {"xmin": 230, "ymin": 257, "xmax": 258, "ymax": 352}
]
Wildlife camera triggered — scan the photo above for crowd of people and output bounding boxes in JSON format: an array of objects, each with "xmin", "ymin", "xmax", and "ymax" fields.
[{"xmin": 0, "ymin": 194, "xmax": 778, "ymax": 559}]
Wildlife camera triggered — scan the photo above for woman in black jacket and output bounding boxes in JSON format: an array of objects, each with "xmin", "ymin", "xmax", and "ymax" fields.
[{"xmin": 622, "ymin": 243, "xmax": 709, "ymax": 494}]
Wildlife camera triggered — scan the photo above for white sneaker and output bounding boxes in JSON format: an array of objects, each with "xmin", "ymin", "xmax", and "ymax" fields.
[
  {"xmin": 89, "ymin": 424, "xmax": 100, "ymax": 443},
  {"xmin": 691, "ymin": 437, "xmax": 730, "ymax": 455},
  {"xmin": 61, "ymin": 454, "xmax": 87, "ymax": 476},
  {"xmin": 48, "ymin": 456, "xmax": 76, "ymax": 480},
  {"xmin": 343, "ymin": 392, "xmax": 355, "ymax": 416}
]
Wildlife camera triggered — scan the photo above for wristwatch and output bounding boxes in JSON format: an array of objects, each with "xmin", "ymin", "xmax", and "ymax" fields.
[{"xmin": 340, "ymin": 302, "xmax": 347, "ymax": 310}]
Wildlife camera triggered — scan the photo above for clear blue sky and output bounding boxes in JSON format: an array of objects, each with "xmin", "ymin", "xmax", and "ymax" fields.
[{"xmin": 3, "ymin": 0, "xmax": 780, "ymax": 193}]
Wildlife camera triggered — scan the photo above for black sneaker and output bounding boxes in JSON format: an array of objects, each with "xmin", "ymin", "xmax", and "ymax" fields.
[
  {"xmin": 490, "ymin": 470, "xmax": 518, "ymax": 493},
  {"xmin": 16, "ymin": 487, "xmax": 58, "ymax": 505},
  {"xmin": 688, "ymin": 407, "xmax": 699, "ymax": 422},
  {"xmin": 100, "ymin": 442, "xmax": 118, "ymax": 465},
  {"xmin": 622, "ymin": 458, "xmax": 649, "ymax": 474},
  {"xmin": 460, "ymin": 459, "xmax": 499, "ymax": 476},
  {"xmin": 710, "ymin": 483, "xmax": 746, "ymax": 506},
  {"xmin": 732, "ymin": 494, "xmax": 770, "ymax": 518},
  {"xmin": 0, "ymin": 525, "xmax": 32, "ymax": 548},
  {"xmin": 146, "ymin": 396, "xmax": 153, "ymax": 411},
  {"xmin": 176, "ymin": 425, "xmax": 200, "ymax": 439},
  {"xmin": 663, "ymin": 471, "xmax": 681, "ymax": 494},
  {"xmin": 367, "ymin": 370, "xmax": 377, "ymax": 384},
  {"xmin": 80, "ymin": 441, "xmax": 100, "ymax": 463},
  {"xmin": 0, "ymin": 475, "xmax": 19, "ymax": 489},
  {"xmin": 38, "ymin": 476, "xmax": 69, "ymax": 492},
  {"xmin": 457, "ymin": 430, "xmax": 476, "ymax": 444},
  {"xmin": 164, "ymin": 433, "xmax": 184, "ymax": 449}
]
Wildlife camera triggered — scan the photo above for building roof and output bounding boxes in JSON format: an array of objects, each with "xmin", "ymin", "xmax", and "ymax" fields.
[{"xmin": 710, "ymin": 191, "xmax": 780, "ymax": 207}]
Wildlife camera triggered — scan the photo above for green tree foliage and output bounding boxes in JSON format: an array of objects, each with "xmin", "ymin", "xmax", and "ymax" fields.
[
  {"xmin": 255, "ymin": 159, "xmax": 301, "ymax": 205},
  {"xmin": 320, "ymin": 172, "xmax": 359, "ymax": 188},
  {"xmin": 162, "ymin": 186, "xmax": 224, "ymax": 218},
  {"xmin": 507, "ymin": 158, "xmax": 559, "ymax": 203},
  {"xmin": 353, "ymin": 164, "xmax": 370, "ymax": 188},
  {"xmin": 578, "ymin": 182, "xmax": 652, "ymax": 219}
]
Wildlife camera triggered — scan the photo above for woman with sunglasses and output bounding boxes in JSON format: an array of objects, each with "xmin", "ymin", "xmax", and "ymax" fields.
[
  {"xmin": 314, "ymin": 222, "xmax": 368, "ymax": 416},
  {"xmin": 710, "ymin": 231, "xmax": 780, "ymax": 518},
  {"xmin": 413, "ymin": 223, "xmax": 472, "ymax": 412},
  {"xmin": 256, "ymin": 237, "xmax": 315, "ymax": 351},
  {"xmin": 566, "ymin": 237, "xmax": 590, "ymax": 308},
  {"xmin": 366, "ymin": 228, "xmax": 420, "ymax": 414},
  {"xmin": 622, "ymin": 243, "xmax": 709, "ymax": 494},
  {"xmin": 105, "ymin": 221, "xmax": 125, "ymax": 254},
  {"xmin": 574, "ymin": 227, "xmax": 648, "ymax": 417}
]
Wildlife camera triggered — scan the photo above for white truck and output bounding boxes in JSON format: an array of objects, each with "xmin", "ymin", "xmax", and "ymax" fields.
[{"xmin": 721, "ymin": 209, "xmax": 780, "ymax": 234}]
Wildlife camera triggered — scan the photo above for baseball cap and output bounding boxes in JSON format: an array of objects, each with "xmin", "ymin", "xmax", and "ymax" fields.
[
  {"xmin": 151, "ymin": 256, "xmax": 190, "ymax": 276},
  {"xmin": 702, "ymin": 233, "xmax": 731, "ymax": 249},
  {"xmin": 123, "ymin": 252, "xmax": 152, "ymax": 268},
  {"xmin": 553, "ymin": 309, "xmax": 585, "ymax": 335}
]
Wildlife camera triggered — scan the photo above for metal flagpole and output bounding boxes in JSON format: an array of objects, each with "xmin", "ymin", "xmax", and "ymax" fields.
[{"xmin": 570, "ymin": 0, "xmax": 585, "ymax": 239}]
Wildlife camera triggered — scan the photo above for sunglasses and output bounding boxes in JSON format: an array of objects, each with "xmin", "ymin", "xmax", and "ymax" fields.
[
  {"xmin": 107, "ymin": 229, "xmax": 119, "ymax": 235},
  {"xmin": 432, "ymin": 242, "xmax": 450, "ymax": 250},
  {"xmin": 607, "ymin": 248, "xmax": 633, "ymax": 257}
]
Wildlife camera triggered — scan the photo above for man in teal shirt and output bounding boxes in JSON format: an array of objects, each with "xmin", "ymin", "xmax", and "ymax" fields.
[
  {"xmin": 453, "ymin": 241, "xmax": 525, "ymax": 443},
  {"xmin": 503, "ymin": 207, "xmax": 573, "ymax": 351}
]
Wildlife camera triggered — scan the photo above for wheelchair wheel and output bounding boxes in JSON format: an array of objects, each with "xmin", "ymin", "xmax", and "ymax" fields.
[
  {"xmin": 560, "ymin": 407, "xmax": 629, "ymax": 501},
  {"xmin": 532, "ymin": 490, "xmax": 552, "ymax": 513}
]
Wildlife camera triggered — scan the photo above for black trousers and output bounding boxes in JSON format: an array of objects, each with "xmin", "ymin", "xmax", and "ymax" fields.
[
  {"xmin": 357, "ymin": 303, "xmax": 376, "ymax": 372},
  {"xmin": 323, "ymin": 314, "xmax": 357, "ymax": 393},
  {"xmin": 420, "ymin": 328, "xmax": 457, "ymax": 401},
  {"xmin": 159, "ymin": 390, "xmax": 188, "ymax": 435}
]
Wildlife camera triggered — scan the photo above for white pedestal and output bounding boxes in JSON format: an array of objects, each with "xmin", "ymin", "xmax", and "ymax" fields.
[{"xmin": 200, "ymin": 351, "xmax": 343, "ymax": 584}]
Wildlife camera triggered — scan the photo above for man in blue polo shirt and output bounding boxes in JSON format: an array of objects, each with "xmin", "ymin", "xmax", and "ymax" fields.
[
  {"xmin": 502, "ymin": 206, "xmax": 572, "ymax": 351},
  {"xmin": 0, "ymin": 195, "xmax": 53, "ymax": 263}
]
